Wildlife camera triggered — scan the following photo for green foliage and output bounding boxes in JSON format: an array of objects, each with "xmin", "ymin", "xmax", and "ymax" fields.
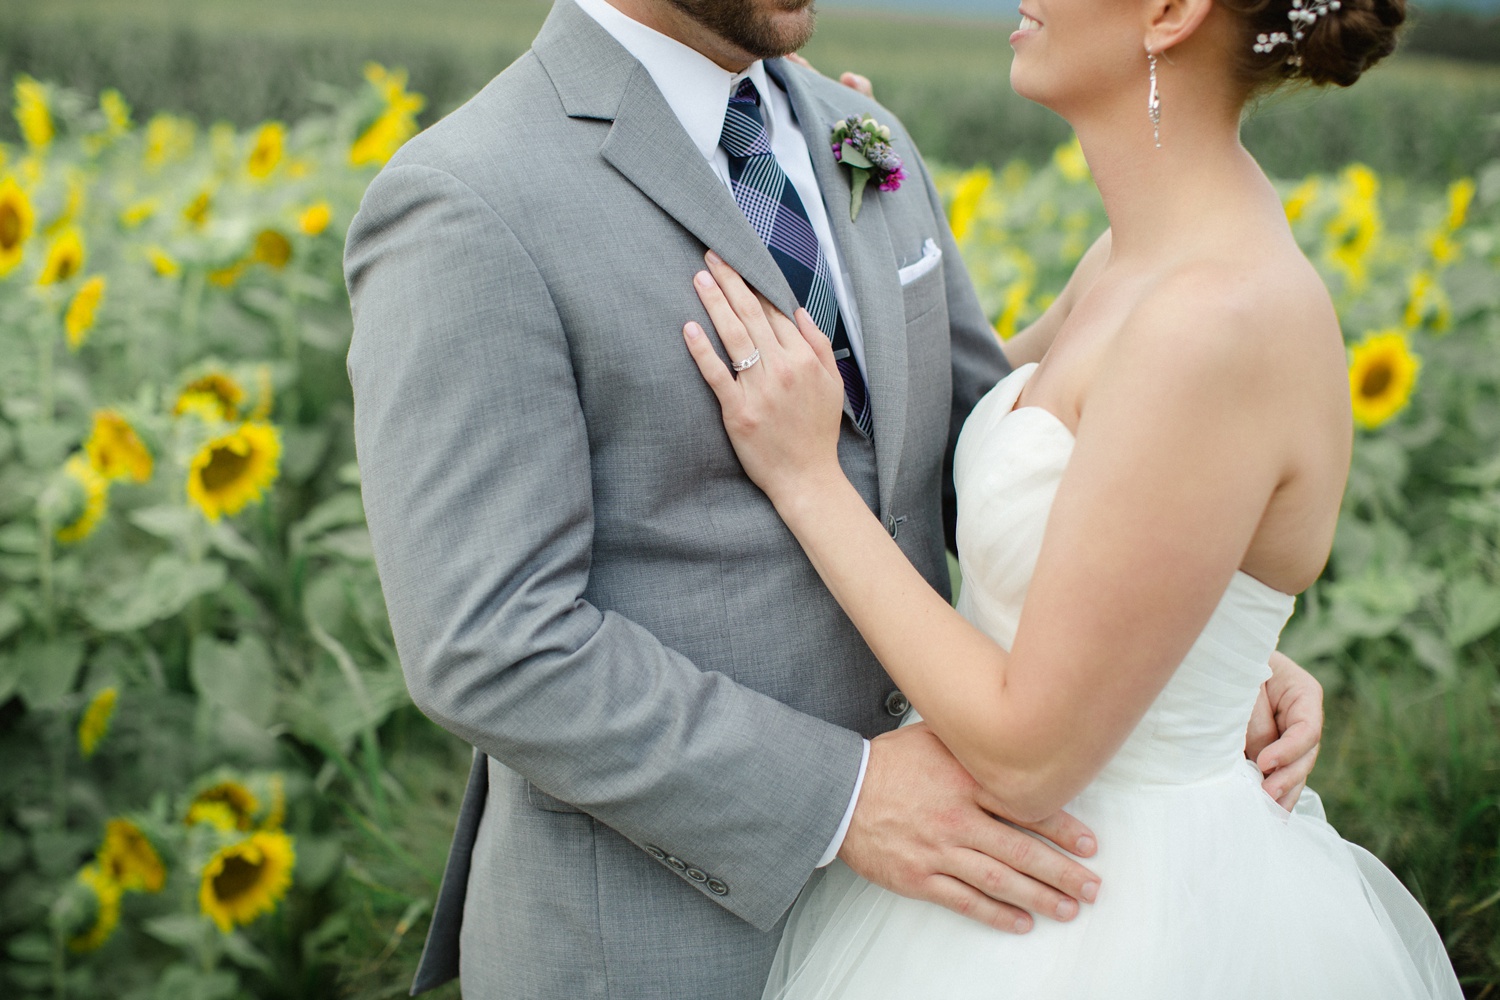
[{"xmin": 0, "ymin": 73, "xmax": 468, "ymax": 999}]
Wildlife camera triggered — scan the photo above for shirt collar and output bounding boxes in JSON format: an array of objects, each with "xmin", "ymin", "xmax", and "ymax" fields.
[{"xmin": 573, "ymin": 0, "xmax": 779, "ymax": 162}]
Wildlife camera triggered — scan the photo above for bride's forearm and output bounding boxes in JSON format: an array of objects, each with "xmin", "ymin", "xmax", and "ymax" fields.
[{"xmin": 772, "ymin": 479, "xmax": 1061, "ymax": 821}]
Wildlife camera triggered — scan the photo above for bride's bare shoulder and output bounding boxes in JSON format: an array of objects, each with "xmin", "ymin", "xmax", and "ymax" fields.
[{"xmin": 1109, "ymin": 247, "xmax": 1341, "ymax": 399}]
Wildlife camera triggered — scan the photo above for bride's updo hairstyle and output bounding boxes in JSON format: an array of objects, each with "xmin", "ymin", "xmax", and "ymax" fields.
[{"xmin": 1218, "ymin": 0, "xmax": 1407, "ymax": 91}]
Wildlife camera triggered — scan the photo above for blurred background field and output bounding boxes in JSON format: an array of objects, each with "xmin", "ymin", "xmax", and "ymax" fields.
[
  {"xmin": 4, "ymin": 0, "xmax": 1500, "ymax": 177},
  {"xmin": 0, "ymin": 1, "xmax": 1497, "ymax": 998}
]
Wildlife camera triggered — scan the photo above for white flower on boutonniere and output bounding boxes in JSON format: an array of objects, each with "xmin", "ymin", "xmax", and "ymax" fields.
[{"xmin": 830, "ymin": 114, "xmax": 906, "ymax": 222}]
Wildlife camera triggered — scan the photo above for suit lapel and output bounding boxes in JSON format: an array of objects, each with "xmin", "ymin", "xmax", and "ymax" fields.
[
  {"xmin": 533, "ymin": 1, "xmax": 797, "ymax": 321},
  {"xmin": 772, "ymin": 60, "xmax": 908, "ymax": 519}
]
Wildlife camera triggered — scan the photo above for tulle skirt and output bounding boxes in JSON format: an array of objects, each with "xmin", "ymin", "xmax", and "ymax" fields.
[{"xmin": 764, "ymin": 762, "xmax": 1461, "ymax": 999}]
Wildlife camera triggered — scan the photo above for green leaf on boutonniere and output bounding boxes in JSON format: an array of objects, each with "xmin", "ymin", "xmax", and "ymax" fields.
[
  {"xmin": 839, "ymin": 143, "xmax": 873, "ymax": 170},
  {"xmin": 849, "ymin": 168, "xmax": 871, "ymax": 222}
]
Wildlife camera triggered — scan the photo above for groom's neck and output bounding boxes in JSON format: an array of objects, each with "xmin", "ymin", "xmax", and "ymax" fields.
[{"xmin": 603, "ymin": 0, "xmax": 758, "ymax": 73}]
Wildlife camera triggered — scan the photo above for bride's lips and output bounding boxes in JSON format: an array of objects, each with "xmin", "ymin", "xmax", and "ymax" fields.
[{"xmin": 1011, "ymin": 8, "xmax": 1042, "ymax": 44}]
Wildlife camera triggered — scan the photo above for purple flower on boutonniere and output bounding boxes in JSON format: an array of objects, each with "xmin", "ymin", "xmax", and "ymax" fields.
[{"xmin": 830, "ymin": 114, "xmax": 906, "ymax": 222}]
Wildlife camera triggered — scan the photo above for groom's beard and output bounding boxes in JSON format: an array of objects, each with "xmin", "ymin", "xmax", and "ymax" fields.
[{"xmin": 666, "ymin": 0, "xmax": 818, "ymax": 59}]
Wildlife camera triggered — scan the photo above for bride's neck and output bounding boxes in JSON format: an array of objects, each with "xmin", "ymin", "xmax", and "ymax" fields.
[{"xmin": 1072, "ymin": 88, "xmax": 1268, "ymax": 264}]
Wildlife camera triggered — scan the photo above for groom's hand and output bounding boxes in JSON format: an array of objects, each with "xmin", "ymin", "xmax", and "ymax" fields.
[
  {"xmin": 1244, "ymin": 651, "xmax": 1324, "ymax": 810},
  {"xmin": 838, "ymin": 722, "xmax": 1101, "ymax": 934}
]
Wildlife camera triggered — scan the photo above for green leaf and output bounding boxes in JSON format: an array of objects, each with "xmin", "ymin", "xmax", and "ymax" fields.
[
  {"xmin": 144, "ymin": 914, "xmax": 212, "ymax": 952},
  {"xmin": 0, "ymin": 599, "xmax": 25, "ymax": 644},
  {"xmin": 208, "ymin": 521, "xmax": 261, "ymax": 564},
  {"xmin": 190, "ymin": 634, "xmax": 276, "ymax": 727},
  {"xmin": 17, "ymin": 423, "xmax": 74, "ymax": 469},
  {"xmin": 839, "ymin": 143, "xmax": 873, "ymax": 170},
  {"xmin": 15, "ymin": 636, "xmax": 86, "ymax": 711},
  {"xmin": 849, "ymin": 168, "xmax": 871, "ymax": 222},
  {"xmin": 129, "ymin": 505, "xmax": 200, "ymax": 541},
  {"xmin": 290, "ymin": 491, "xmax": 365, "ymax": 552},
  {"xmin": 220, "ymin": 931, "xmax": 274, "ymax": 973},
  {"xmin": 312, "ymin": 526, "xmax": 374, "ymax": 562},
  {"xmin": 153, "ymin": 963, "xmax": 240, "ymax": 1000},
  {"xmin": 6, "ymin": 933, "xmax": 51, "ymax": 964},
  {"xmin": 84, "ymin": 555, "xmax": 227, "ymax": 633},
  {"xmin": 1444, "ymin": 576, "xmax": 1500, "ymax": 649},
  {"xmin": 0, "ymin": 523, "xmax": 38, "ymax": 554}
]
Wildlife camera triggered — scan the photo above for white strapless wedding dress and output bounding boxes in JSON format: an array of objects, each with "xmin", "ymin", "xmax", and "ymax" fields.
[{"xmin": 763, "ymin": 364, "xmax": 1461, "ymax": 1000}]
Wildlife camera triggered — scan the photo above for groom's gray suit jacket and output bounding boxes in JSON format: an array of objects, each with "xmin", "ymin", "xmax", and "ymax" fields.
[{"xmin": 344, "ymin": 2, "xmax": 1009, "ymax": 996}]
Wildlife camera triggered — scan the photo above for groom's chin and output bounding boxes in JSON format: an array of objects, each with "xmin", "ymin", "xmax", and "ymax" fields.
[{"xmin": 675, "ymin": 0, "xmax": 819, "ymax": 59}]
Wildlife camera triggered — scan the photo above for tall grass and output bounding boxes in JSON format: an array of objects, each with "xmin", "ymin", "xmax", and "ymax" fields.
[{"xmin": 2, "ymin": 0, "xmax": 1499, "ymax": 180}]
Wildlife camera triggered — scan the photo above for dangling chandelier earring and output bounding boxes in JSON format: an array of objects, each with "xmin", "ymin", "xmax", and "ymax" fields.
[{"xmin": 1146, "ymin": 47, "xmax": 1162, "ymax": 149}]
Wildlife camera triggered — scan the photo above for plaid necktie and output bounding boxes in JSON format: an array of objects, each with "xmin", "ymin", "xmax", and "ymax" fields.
[{"xmin": 720, "ymin": 79, "xmax": 873, "ymax": 438}]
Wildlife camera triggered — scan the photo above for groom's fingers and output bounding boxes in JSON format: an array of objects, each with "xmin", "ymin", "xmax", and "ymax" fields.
[
  {"xmin": 966, "ymin": 819, "xmax": 1101, "ymax": 912},
  {"xmin": 944, "ymin": 847, "xmax": 1082, "ymax": 926},
  {"xmin": 999, "ymin": 806, "xmax": 1099, "ymax": 860},
  {"xmin": 922, "ymin": 874, "xmax": 1034, "ymax": 935}
]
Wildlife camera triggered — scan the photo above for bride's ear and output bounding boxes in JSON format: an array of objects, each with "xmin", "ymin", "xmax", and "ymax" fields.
[{"xmin": 1143, "ymin": 0, "xmax": 1215, "ymax": 54}]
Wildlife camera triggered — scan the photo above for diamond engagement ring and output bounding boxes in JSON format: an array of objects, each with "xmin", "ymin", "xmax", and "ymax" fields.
[{"xmin": 731, "ymin": 349, "xmax": 761, "ymax": 373}]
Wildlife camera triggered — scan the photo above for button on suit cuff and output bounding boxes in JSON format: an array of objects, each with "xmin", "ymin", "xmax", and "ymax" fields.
[{"xmin": 816, "ymin": 738, "xmax": 870, "ymax": 868}]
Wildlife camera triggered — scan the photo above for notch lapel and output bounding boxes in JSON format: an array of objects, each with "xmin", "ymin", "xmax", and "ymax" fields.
[{"xmin": 773, "ymin": 61, "xmax": 909, "ymax": 520}]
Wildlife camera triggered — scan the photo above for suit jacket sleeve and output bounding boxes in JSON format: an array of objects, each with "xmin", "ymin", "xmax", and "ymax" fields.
[{"xmin": 344, "ymin": 163, "xmax": 864, "ymax": 932}]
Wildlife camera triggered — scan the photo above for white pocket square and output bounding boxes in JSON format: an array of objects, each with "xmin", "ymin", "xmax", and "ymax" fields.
[{"xmin": 897, "ymin": 239, "xmax": 943, "ymax": 286}]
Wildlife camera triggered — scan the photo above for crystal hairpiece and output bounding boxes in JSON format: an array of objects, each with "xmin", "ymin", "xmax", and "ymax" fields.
[{"xmin": 1252, "ymin": 0, "xmax": 1342, "ymax": 65}]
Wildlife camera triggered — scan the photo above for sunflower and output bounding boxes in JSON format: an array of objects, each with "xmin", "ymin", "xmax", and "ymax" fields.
[
  {"xmin": 99, "ymin": 818, "xmax": 166, "ymax": 893},
  {"xmin": 174, "ymin": 371, "xmax": 246, "ymax": 421},
  {"xmin": 1349, "ymin": 330, "xmax": 1421, "ymax": 431},
  {"xmin": 1403, "ymin": 270, "xmax": 1451, "ymax": 333},
  {"xmin": 100, "ymin": 89, "xmax": 132, "ymax": 139},
  {"xmin": 183, "ymin": 189, "xmax": 212, "ymax": 228},
  {"xmin": 1324, "ymin": 165, "xmax": 1382, "ymax": 290},
  {"xmin": 349, "ymin": 64, "xmax": 425, "ymax": 168},
  {"xmin": 198, "ymin": 830, "xmax": 295, "ymax": 933},
  {"xmin": 15, "ymin": 75, "xmax": 54, "ymax": 152},
  {"xmin": 252, "ymin": 229, "xmax": 293, "ymax": 270},
  {"xmin": 69, "ymin": 865, "xmax": 122, "ymax": 952},
  {"xmin": 38, "ymin": 227, "xmax": 85, "ymax": 286},
  {"xmin": 144, "ymin": 113, "xmax": 195, "ymax": 169},
  {"xmin": 186, "ymin": 423, "xmax": 281, "ymax": 521},
  {"xmin": 145, "ymin": 245, "xmax": 179, "ymax": 277},
  {"xmin": 946, "ymin": 167, "xmax": 991, "ymax": 243},
  {"xmin": 1051, "ymin": 136, "xmax": 1090, "ymax": 185},
  {"xmin": 65, "ymin": 275, "xmax": 107, "ymax": 350},
  {"xmin": 1282, "ymin": 177, "xmax": 1319, "ymax": 224},
  {"xmin": 78, "ymin": 687, "xmax": 118, "ymax": 758},
  {"xmin": 246, "ymin": 122, "xmax": 285, "ymax": 179},
  {"xmin": 85, "ymin": 410, "xmax": 153, "ymax": 482},
  {"xmin": 298, "ymin": 201, "xmax": 332, "ymax": 237},
  {"xmin": 55, "ymin": 454, "xmax": 109, "ymax": 544},
  {"xmin": 186, "ymin": 780, "xmax": 260, "ymax": 831},
  {"xmin": 0, "ymin": 175, "xmax": 35, "ymax": 276}
]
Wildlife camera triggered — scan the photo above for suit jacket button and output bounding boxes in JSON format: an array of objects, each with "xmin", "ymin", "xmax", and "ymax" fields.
[
  {"xmin": 686, "ymin": 868, "xmax": 708, "ymax": 883},
  {"xmin": 885, "ymin": 690, "xmax": 910, "ymax": 717},
  {"xmin": 645, "ymin": 845, "xmax": 667, "ymax": 861},
  {"xmin": 706, "ymin": 878, "xmax": 729, "ymax": 896},
  {"xmin": 885, "ymin": 515, "xmax": 899, "ymax": 538},
  {"xmin": 666, "ymin": 856, "xmax": 688, "ymax": 872}
]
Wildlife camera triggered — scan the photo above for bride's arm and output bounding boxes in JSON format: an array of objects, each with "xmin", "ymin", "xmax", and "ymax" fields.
[
  {"xmin": 684, "ymin": 253, "xmax": 1292, "ymax": 823},
  {"xmin": 1001, "ymin": 229, "xmax": 1112, "ymax": 368}
]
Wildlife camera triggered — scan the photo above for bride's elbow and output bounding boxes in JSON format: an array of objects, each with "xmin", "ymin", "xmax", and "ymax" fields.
[{"xmin": 972, "ymin": 763, "xmax": 1072, "ymax": 826}]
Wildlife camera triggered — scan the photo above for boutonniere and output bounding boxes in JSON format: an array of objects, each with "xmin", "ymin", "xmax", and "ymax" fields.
[{"xmin": 830, "ymin": 114, "xmax": 906, "ymax": 222}]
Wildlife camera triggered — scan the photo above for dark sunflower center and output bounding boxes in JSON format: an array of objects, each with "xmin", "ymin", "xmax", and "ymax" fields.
[
  {"xmin": 1360, "ymin": 361, "xmax": 1394, "ymax": 399},
  {"xmin": 200, "ymin": 446, "xmax": 252, "ymax": 492},
  {"xmin": 212, "ymin": 854, "xmax": 264, "ymax": 903},
  {"xmin": 0, "ymin": 203, "xmax": 19, "ymax": 249},
  {"xmin": 55, "ymin": 253, "xmax": 78, "ymax": 282}
]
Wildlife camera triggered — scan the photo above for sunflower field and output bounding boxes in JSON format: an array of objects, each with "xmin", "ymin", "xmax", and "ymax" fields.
[{"xmin": 0, "ymin": 67, "xmax": 1497, "ymax": 999}]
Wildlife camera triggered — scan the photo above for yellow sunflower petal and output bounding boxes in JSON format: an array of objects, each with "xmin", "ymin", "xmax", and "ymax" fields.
[
  {"xmin": 55, "ymin": 454, "xmax": 109, "ymax": 544},
  {"xmin": 38, "ymin": 227, "xmax": 86, "ymax": 286},
  {"xmin": 85, "ymin": 410, "xmax": 153, "ymax": 482},
  {"xmin": 0, "ymin": 175, "xmax": 35, "ymax": 276},
  {"xmin": 78, "ymin": 687, "xmax": 118, "ymax": 758},
  {"xmin": 65, "ymin": 275, "xmax": 107, "ymax": 350},
  {"xmin": 187, "ymin": 423, "xmax": 281, "ymax": 521},
  {"xmin": 198, "ymin": 831, "xmax": 295, "ymax": 933},
  {"xmin": 1349, "ymin": 329, "xmax": 1421, "ymax": 431},
  {"xmin": 69, "ymin": 865, "xmax": 123, "ymax": 952},
  {"xmin": 99, "ymin": 818, "xmax": 166, "ymax": 894}
]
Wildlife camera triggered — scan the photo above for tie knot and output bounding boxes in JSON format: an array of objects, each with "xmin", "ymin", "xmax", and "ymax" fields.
[{"xmin": 720, "ymin": 79, "xmax": 772, "ymax": 159}]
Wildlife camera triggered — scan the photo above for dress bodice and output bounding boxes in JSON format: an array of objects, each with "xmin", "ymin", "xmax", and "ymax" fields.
[{"xmin": 951, "ymin": 364, "xmax": 1298, "ymax": 787}]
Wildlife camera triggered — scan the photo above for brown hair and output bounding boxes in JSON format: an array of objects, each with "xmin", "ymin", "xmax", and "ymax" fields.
[{"xmin": 1219, "ymin": 0, "xmax": 1407, "ymax": 91}]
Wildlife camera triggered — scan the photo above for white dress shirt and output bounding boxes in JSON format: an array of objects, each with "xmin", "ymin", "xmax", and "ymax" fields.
[{"xmin": 575, "ymin": 0, "xmax": 871, "ymax": 869}]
